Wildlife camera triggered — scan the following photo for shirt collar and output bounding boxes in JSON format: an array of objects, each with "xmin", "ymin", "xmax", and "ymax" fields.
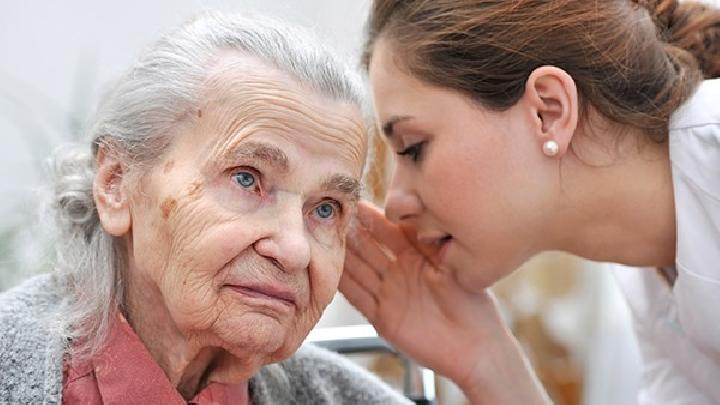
[{"xmin": 90, "ymin": 313, "xmax": 249, "ymax": 404}]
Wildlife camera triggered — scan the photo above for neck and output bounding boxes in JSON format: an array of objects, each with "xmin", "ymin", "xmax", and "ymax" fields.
[
  {"xmin": 549, "ymin": 129, "xmax": 676, "ymax": 267},
  {"xmin": 122, "ymin": 263, "xmax": 250, "ymax": 400}
]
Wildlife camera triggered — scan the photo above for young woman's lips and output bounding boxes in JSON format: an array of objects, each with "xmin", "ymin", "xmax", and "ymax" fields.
[
  {"xmin": 434, "ymin": 236, "xmax": 453, "ymax": 265},
  {"xmin": 226, "ymin": 283, "xmax": 297, "ymax": 308},
  {"xmin": 417, "ymin": 233, "xmax": 453, "ymax": 265}
]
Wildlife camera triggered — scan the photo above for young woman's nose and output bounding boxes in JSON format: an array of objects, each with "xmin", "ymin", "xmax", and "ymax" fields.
[{"xmin": 384, "ymin": 183, "xmax": 422, "ymax": 224}]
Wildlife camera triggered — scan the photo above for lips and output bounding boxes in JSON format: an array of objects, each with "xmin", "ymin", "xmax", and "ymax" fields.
[
  {"xmin": 226, "ymin": 283, "xmax": 297, "ymax": 307},
  {"xmin": 417, "ymin": 232, "xmax": 453, "ymax": 247},
  {"xmin": 435, "ymin": 236, "xmax": 452, "ymax": 264},
  {"xmin": 416, "ymin": 232, "xmax": 453, "ymax": 264}
]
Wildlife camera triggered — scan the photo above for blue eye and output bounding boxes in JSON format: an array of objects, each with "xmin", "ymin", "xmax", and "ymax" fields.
[
  {"xmin": 315, "ymin": 202, "xmax": 337, "ymax": 219},
  {"xmin": 232, "ymin": 171, "xmax": 256, "ymax": 189}
]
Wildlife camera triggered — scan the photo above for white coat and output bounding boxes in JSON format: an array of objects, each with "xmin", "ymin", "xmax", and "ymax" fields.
[{"xmin": 614, "ymin": 79, "xmax": 720, "ymax": 404}]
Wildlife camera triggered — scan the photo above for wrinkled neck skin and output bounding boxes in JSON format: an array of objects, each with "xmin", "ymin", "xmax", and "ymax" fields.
[
  {"xmin": 121, "ymin": 257, "xmax": 253, "ymax": 400},
  {"xmin": 544, "ymin": 123, "xmax": 676, "ymax": 268}
]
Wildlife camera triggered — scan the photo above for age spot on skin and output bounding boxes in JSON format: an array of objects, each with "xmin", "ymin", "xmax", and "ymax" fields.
[
  {"xmin": 197, "ymin": 109, "xmax": 203, "ymax": 118},
  {"xmin": 160, "ymin": 197, "xmax": 177, "ymax": 219},
  {"xmin": 163, "ymin": 160, "xmax": 175, "ymax": 174},
  {"xmin": 187, "ymin": 181, "xmax": 203, "ymax": 198}
]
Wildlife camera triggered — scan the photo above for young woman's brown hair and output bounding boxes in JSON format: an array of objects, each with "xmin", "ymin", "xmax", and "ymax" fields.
[{"xmin": 364, "ymin": 0, "xmax": 720, "ymax": 142}]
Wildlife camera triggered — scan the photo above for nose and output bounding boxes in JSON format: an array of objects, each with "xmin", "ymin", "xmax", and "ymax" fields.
[
  {"xmin": 254, "ymin": 201, "xmax": 311, "ymax": 273},
  {"xmin": 384, "ymin": 174, "xmax": 422, "ymax": 224}
]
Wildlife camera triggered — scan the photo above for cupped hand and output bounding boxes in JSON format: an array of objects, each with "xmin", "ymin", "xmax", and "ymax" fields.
[{"xmin": 339, "ymin": 201, "xmax": 512, "ymax": 388}]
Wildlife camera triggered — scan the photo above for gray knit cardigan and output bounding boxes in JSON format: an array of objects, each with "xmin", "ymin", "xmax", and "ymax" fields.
[{"xmin": 0, "ymin": 274, "xmax": 411, "ymax": 404}]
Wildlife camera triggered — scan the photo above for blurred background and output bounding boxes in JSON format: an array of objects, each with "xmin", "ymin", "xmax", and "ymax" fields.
[{"xmin": 1, "ymin": 1, "xmax": 717, "ymax": 404}]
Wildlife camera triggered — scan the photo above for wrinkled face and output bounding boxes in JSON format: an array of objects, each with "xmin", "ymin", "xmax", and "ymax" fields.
[
  {"xmin": 369, "ymin": 39, "xmax": 554, "ymax": 291},
  {"xmin": 127, "ymin": 55, "xmax": 366, "ymax": 364}
]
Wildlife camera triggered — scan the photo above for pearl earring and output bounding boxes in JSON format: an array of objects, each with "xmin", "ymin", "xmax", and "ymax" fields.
[{"xmin": 542, "ymin": 140, "xmax": 559, "ymax": 157}]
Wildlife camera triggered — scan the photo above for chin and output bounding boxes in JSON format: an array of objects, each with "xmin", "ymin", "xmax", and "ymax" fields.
[
  {"xmin": 455, "ymin": 271, "xmax": 495, "ymax": 293},
  {"xmin": 216, "ymin": 311, "xmax": 302, "ymax": 362},
  {"xmin": 453, "ymin": 256, "xmax": 508, "ymax": 292}
]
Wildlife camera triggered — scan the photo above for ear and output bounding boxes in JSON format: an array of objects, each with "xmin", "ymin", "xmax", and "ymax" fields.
[
  {"xmin": 523, "ymin": 66, "xmax": 579, "ymax": 158},
  {"xmin": 93, "ymin": 146, "xmax": 131, "ymax": 237}
]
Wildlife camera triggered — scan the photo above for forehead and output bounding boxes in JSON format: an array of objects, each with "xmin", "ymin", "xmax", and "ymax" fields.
[
  {"xmin": 195, "ymin": 53, "xmax": 367, "ymax": 175},
  {"xmin": 369, "ymin": 40, "xmax": 434, "ymax": 110},
  {"xmin": 369, "ymin": 40, "xmax": 469, "ymax": 128}
]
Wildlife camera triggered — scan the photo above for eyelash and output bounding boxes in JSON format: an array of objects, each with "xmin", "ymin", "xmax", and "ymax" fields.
[{"xmin": 397, "ymin": 141, "xmax": 426, "ymax": 163}]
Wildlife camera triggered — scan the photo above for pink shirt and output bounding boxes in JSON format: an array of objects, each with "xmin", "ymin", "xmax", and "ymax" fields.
[{"xmin": 62, "ymin": 315, "xmax": 250, "ymax": 405}]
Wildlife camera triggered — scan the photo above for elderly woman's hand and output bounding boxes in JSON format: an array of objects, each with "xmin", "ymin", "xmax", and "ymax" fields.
[{"xmin": 340, "ymin": 201, "xmax": 550, "ymax": 404}]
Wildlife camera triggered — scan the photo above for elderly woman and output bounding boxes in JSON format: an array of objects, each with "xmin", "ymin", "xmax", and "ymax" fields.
[{"xmin": 0, "ymin": 12, "xmax": 409, "ymax": 404}]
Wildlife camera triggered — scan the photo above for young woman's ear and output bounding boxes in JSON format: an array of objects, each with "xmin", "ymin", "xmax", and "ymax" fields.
[
  {"xmin": 93, "ymin": 147, "xmax": 131, "ymax": 237},
  {"xmin": 523, "ymin": 66, "xmax": 579, "ymax": 158}
]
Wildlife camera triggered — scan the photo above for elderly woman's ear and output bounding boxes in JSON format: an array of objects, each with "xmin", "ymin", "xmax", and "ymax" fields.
[{"xmin": 93, "ymin": 146, "xmax": 131, "ymax": 237}]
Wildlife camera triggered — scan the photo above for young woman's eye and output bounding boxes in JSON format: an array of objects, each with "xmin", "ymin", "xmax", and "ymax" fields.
[
  {"xmin": 397, "ymin": 142, "xmax": 426, "ymax": 162},
  {"xmin": 231, "ymin": 170, "xmax": 259, "ymax": 190},
  {"xmin": 314, "ymin": 201, "xmax": 340, "ymax": 220}
]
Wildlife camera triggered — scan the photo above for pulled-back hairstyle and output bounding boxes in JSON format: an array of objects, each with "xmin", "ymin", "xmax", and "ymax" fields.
[
  {"xmin": 52, "ymin": 11, "xmax": 364, "ymax": 360},
  {"xmin": 364, "ymin": 0, "xmax": 720, "ymax": 141}
]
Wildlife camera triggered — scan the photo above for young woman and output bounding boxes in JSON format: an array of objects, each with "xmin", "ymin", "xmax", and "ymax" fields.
[{"xmin": 340, "ymin": 1, "xmax": 720, "ymax": 403}]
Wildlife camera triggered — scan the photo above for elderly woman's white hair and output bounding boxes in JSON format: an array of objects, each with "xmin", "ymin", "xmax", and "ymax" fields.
[{"xmin": 51, "ymin": 11, "xmax": 365, "ymax": 360}]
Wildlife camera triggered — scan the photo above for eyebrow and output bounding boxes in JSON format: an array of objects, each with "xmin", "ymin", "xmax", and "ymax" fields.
[
  {"xmin": 215, "ymin": 141, "xmax": 361, "ymax": 200},
  {"xmin": 381, "ymin": 115, "xmax": 413, "ymax": 137},
  {"xmin": 321, "ymin": 174, "xmax": 362, "ymax": 202},
  {"xmin": 221, "ymin": 141, "xmax": 289, "ymax": 173}
]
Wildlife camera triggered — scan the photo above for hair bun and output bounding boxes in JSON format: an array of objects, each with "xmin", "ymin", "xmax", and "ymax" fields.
[
  {"xmin": 633, "ymin": 0, "xmax": 720, "ymax": 78},
  {"xmin": 632, "ymin": 0, "xmax": 678, "ymax": 28},
  {"xmin": 667, "ymin": 1, "xmax": 720, "ymax": 78}
]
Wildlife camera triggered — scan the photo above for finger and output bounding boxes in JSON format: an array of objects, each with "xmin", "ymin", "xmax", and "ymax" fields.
[
  {"xmin": 338, "ymin": 271, "xmax": 377, "ymax": 321},
  {"xmin": 397, "ymin": 223, "xmax": 432, "ymax": 255},
  {"xmin": 347, "ymin": 222, "xmax": 394, "ymax": 269},
  {"xmin": 356, "ymin": 201, "xmax": 410, "ymax": 253},
  {"xmin": 344, "ymin": 250, "xmax": 383, "ymax": 294}
]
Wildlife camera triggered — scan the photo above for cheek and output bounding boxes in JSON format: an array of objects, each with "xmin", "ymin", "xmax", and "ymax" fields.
[
  {"xmin": 307, "ymin": 245, "xmax": 345, "ymax": 311},
  {"xmin": 128, "ymin": 194, "xmax": 173, "ymax": 282},
  {"xmin": 305, "ymin": 212, "xmax": 348, "ymax": 306},
  {"xmin": 422, "ymin": 142, "xmax": 487, "ymax": 219},
  {"xmin": 439, "ymin": 128, "xmax": 522, "ymax": 200},
  {"xmin": 422, "ymin": 134, "xmax": 525, "ymax": 245},
  {"xmin": 308, "ymin": 220, "xmax": 346, "ymax": 248},
  {"xmin": 156, "ymin": 198, "xmax": 262, "ymax": 328}
]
